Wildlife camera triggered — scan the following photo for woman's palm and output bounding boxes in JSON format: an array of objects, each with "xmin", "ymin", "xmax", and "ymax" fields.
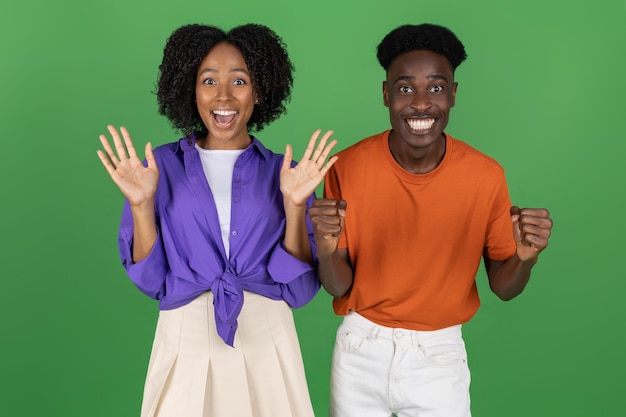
[{"xmin": 97, "ymin": 125, "xmax": 159, "ymax": 206}]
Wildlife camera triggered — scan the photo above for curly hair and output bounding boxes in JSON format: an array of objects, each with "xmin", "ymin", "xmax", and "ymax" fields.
[
  {"xmin": 376, "ymin": 23, "xmax": 467, "ymax": 72},
  {"xmin": 156, "ymin": 23, "xmax": 294, "ymax": 136}
]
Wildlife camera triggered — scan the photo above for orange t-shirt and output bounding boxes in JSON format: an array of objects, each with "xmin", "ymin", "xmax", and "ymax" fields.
[{"xmin": 325, "ymin": 130, "xmax": 516, "ymax": 330}]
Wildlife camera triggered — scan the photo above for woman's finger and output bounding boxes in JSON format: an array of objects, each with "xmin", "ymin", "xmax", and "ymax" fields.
[
  {"xmin": 96, "ymin": 149, "xmax": 117, "ymax": 177},
  {"xmin": 311, "ymin": 130, "xmax": 334, "ymax": 164},
  {"xmin": 99, "ymin": 134, "xmax": 120, "ymax": 168},
  {"xmin": 120, "ymin": 126, "xmax": 138, "ymax": 159},
  {"xmin": 301, "ymin": 129, "xmax": 321, "ymax": 161},
  {"xmin": 107, "ymin": 125, "xmax": 128, "ymax": 160}
]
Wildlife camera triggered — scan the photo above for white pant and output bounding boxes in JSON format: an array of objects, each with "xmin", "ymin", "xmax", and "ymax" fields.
[{"xmin": 330, "ymin": 311, "xmax": 471, "ymax": 417}]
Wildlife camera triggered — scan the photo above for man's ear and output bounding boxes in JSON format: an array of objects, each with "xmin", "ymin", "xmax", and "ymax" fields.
[
  {"xmin": 383, "ymin": 81, "xmax": 389, "ymax": 107},
  {"xmin": 451, "ymin": 82, "xmax": 458, "ymax": 107}
]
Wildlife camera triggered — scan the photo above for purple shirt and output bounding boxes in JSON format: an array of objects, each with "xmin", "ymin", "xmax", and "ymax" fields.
[{"xmin": 117, "ymin": 134, "xmax": 320, "ymax": 346}]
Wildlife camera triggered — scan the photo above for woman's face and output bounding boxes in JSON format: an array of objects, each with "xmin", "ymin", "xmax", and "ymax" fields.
[{"xmin": 195, "ymin": 42, "xmax": 256, "ymax": 149}]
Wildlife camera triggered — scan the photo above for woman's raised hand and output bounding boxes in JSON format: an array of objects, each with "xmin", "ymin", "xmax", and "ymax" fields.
[
  {"xmin": 97, "ymin": 125, "xmax": 159, "ymax": 207},
  {"xmin": 280, "ymin": 129, "xmax": 338, "ymax": 207}
]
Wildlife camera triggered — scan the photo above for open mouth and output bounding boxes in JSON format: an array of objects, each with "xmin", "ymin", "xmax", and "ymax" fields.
[
  {"xmin": 212, "ymin": 109, "xmax": 238, "ymax": 128},
  {"xmin": 406, "ymin": 118, "xmax": 435, "ymax": 131}
]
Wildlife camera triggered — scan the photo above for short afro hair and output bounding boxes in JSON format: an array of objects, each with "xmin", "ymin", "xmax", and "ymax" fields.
[
  {"xmin": 156, "ymin": 23, "xmax": 294, "ymax": 136},
  {"xmin": 376, "ymin": 23, "xmax": 467, "ymax": 72}
]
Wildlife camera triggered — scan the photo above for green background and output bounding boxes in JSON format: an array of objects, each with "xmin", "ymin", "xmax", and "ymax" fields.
[{"xmin": 1, "ymin": 0, "xmax": 624, "ymax": 415}]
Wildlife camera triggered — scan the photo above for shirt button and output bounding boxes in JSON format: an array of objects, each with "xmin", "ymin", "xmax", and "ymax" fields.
[
  {"xmin": 232, "ymin": 230, "xmax": 238, "ymax": 236},
  {"xmin": 233, "ymin": 197, "xmax": 240, "ymax": 203},
  {"xmin": 233, "ymin": 177, "xmax": 240, "ymax": 182},
  {"xmin": 395, "ymin": 331, "xmax": 403, "ymax": 340}
]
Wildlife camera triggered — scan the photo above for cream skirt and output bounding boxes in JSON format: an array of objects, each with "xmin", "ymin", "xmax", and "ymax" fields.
[{"xmin": 140, "ymin": 291, "xmax": 315, "ymax": 417}]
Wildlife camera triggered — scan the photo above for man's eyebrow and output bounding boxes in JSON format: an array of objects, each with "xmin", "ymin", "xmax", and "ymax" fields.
[{"xmin": 393, "ymin": 74, "xmax": 450, "ymax": 83}]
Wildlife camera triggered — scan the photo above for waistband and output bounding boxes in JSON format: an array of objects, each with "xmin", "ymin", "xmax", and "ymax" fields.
[{"xmin": 342, "ymin": 311, "xmax": 463, "ymax": 345}]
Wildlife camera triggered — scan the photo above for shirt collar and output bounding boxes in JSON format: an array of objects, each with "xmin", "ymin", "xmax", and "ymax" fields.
[{"xmin": 175, "ymin": 133, "xmax": 270, "ymax": 161}]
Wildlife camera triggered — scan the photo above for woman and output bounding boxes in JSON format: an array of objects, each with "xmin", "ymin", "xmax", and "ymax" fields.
[{"xmin": 97, "ymin": 23, "xmax": 337, "ymax": 417}]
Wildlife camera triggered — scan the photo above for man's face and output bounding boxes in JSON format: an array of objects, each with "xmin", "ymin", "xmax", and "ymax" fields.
[{"xmin": 383, "ymin": 49, "xmax": 457, "ymax": 152}]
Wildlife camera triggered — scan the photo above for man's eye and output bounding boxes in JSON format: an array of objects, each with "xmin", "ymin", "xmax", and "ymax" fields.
[
  {"xmin": 399, "ymin": 86, "xmax": 413, "ymax": 93},
  {"xmin": 430, "ymin": 85, "xmax": 443, "ymax": 93}
]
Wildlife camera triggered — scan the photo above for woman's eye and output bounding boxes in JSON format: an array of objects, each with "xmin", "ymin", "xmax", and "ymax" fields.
[
  {"xmin": 233, "ymin": 79, "xmax": 246, "ymax": 86},
  {"xmin": 203, "ymin": 78, "xmax": 216, "ymax": 85}
]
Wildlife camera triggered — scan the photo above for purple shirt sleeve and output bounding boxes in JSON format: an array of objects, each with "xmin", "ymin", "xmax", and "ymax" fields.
[
  {"xmin": 117, "ymin": 202, "xmax": 167, "ymax": 300},
  {"xmin": 266, "ymin": 200, "xmax": 320, "ymax": 308}
]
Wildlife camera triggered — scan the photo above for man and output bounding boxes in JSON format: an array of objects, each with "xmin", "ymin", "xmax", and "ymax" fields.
[{"xmin": 309, "ymin": 23, "xmax": 553, "ymax": 417}]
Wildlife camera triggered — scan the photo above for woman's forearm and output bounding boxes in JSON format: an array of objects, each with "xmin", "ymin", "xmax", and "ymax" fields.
[
  {"xmin": 130, "ymin": 200, "xmax": 157, "ymax": 263},
  {"xmin": 283, "ymin": 202, "xmax": 313, "ymax": 265}
]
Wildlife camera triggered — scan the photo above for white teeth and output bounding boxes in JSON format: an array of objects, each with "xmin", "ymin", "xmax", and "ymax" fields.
[
  {"xmin": 407, "ymin": 118, "xmax": 435, "ymax": 130},
  {"xmin": 213, "ymin": 109, "xmax": 237, "ymax": 116}
]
